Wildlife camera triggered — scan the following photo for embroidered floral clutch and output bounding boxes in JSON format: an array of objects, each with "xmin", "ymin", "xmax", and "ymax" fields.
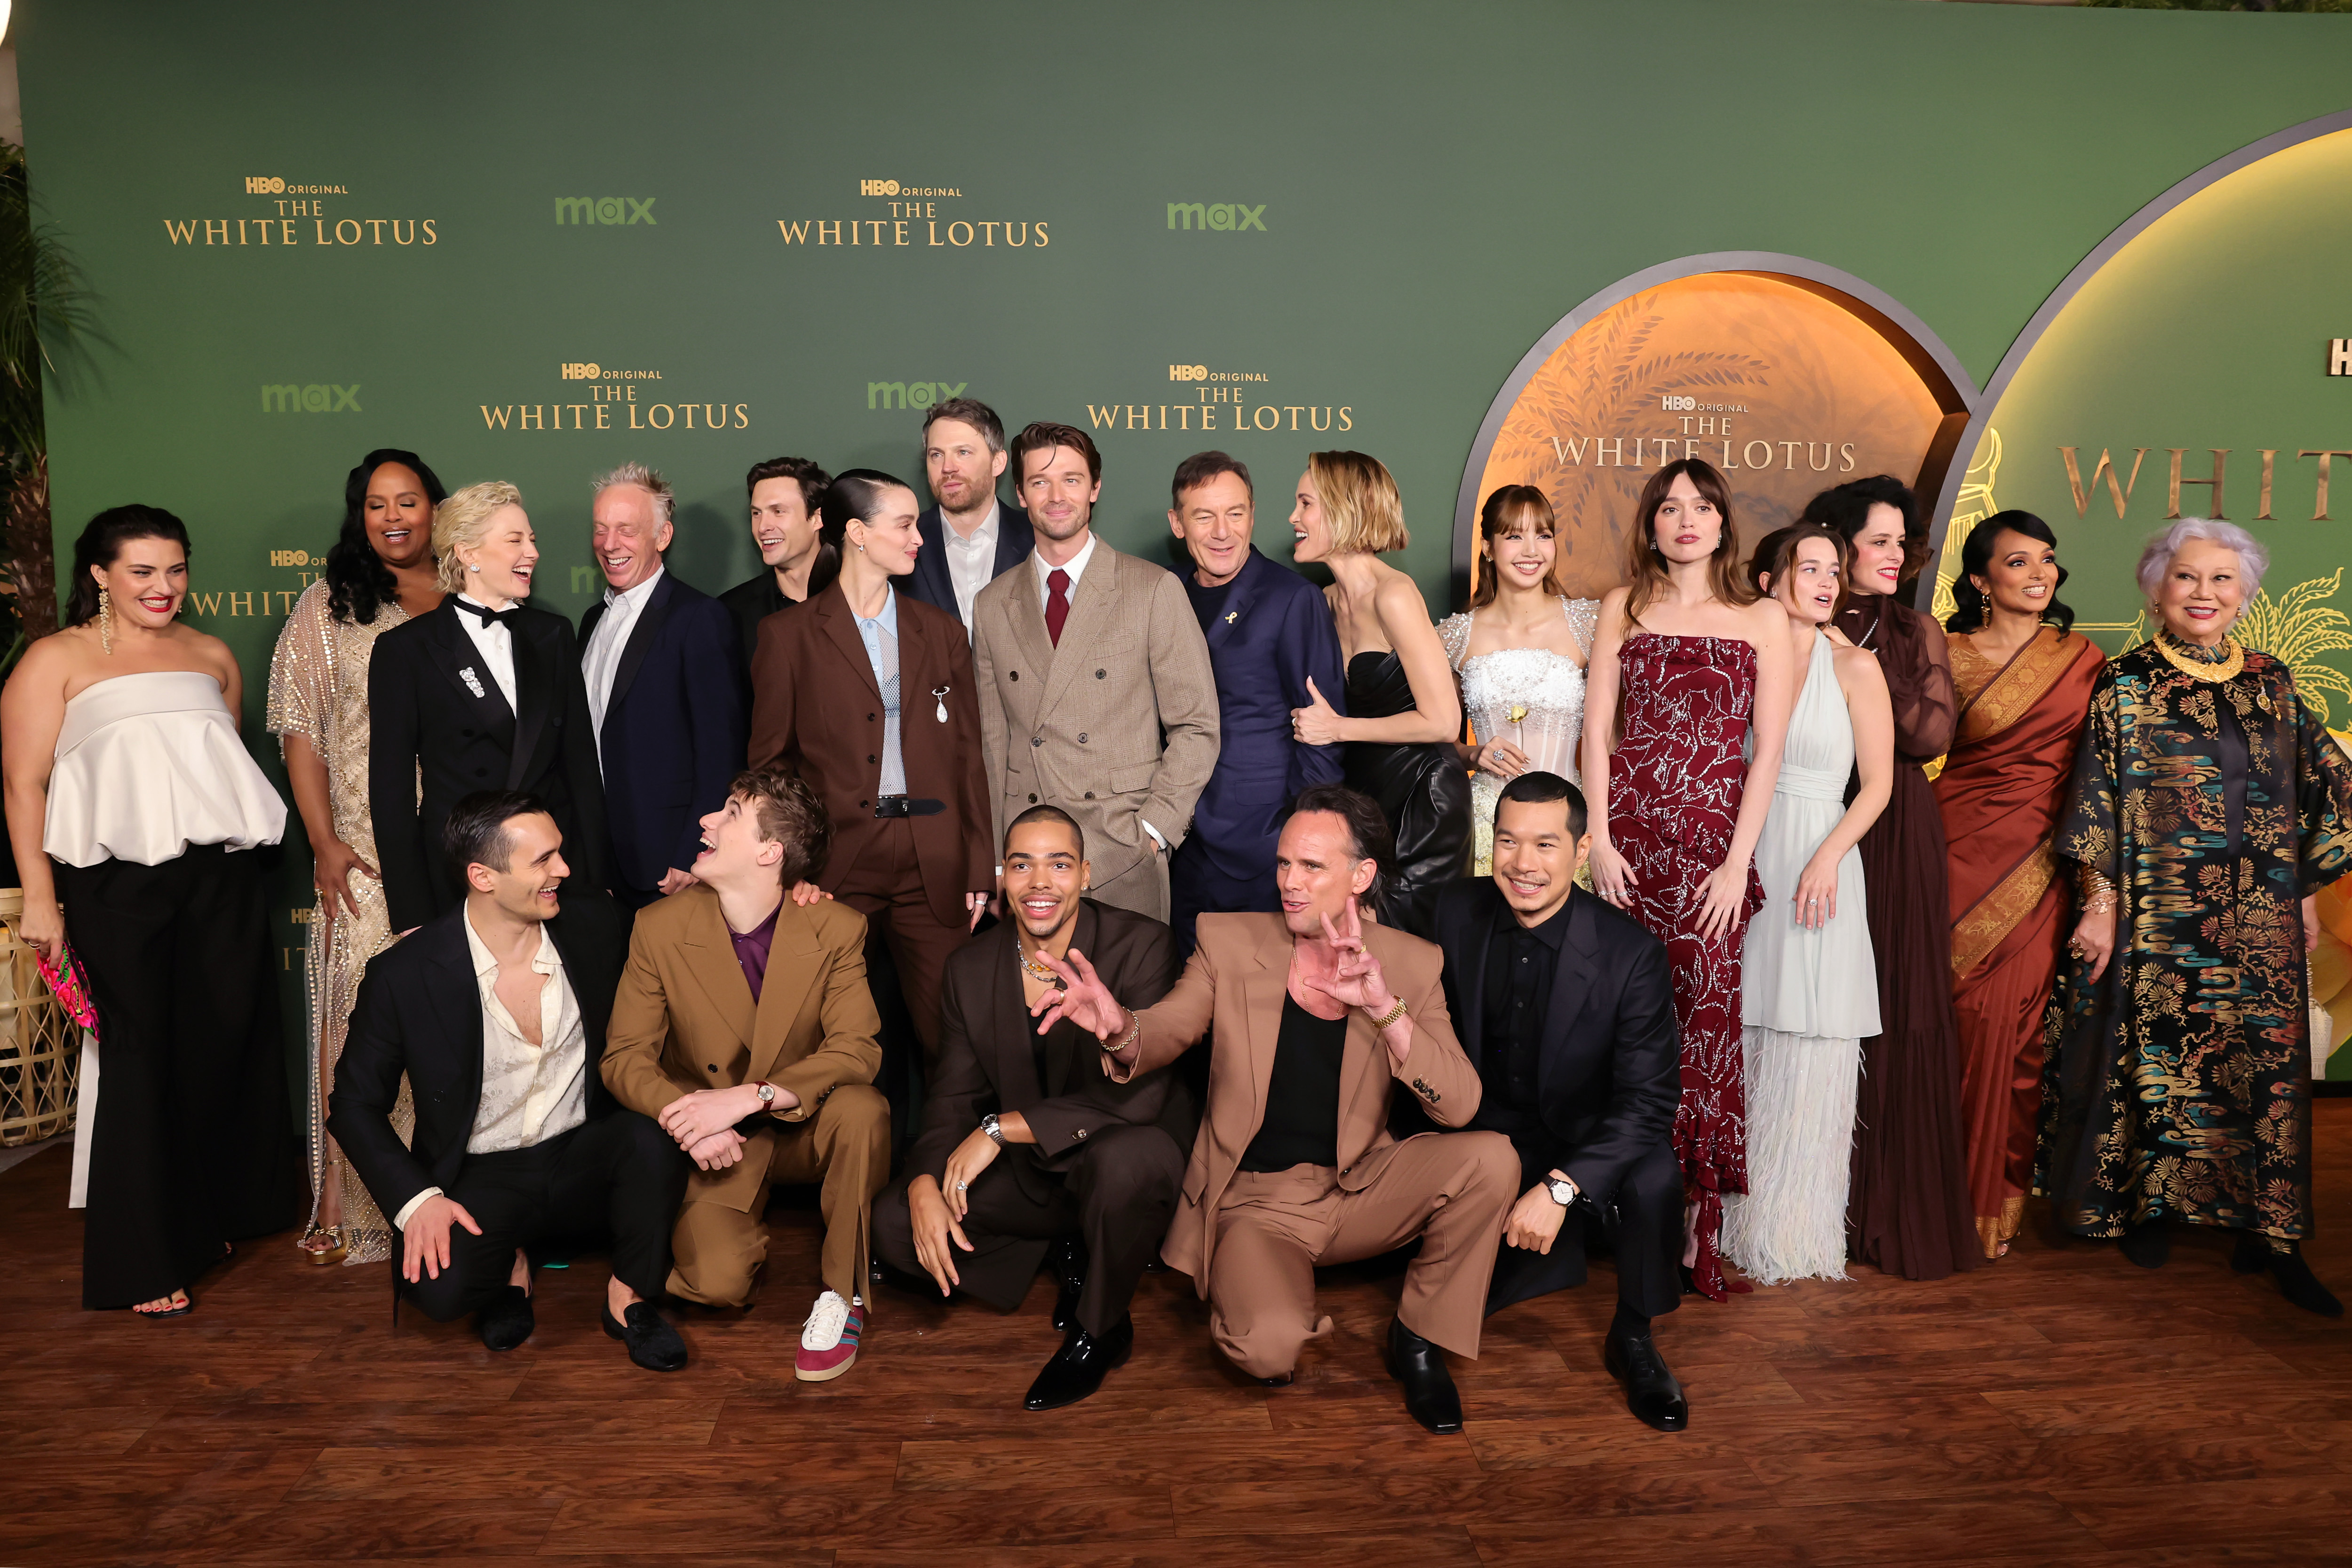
[{"xmin": 33, "ymin": 941, "xmax": 98, "ymax": 1033}]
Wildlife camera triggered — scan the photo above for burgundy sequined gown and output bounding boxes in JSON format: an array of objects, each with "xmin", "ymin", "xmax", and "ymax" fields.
[{"xmin": 1612, "ymin": 633, "xmax": 1765, "ymax": 1300}]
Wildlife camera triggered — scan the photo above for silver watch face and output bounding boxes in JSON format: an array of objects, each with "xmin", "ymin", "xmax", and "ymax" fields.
[{"xmin": 1548, "ymin": 1179, "xmax": 1575, "ymax": 1205}]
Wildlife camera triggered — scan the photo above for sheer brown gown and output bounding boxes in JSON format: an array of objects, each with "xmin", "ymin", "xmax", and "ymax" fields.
[{"xmin": 1835, "ymin": 594, "xmax": 1979, "ymax": 1280}]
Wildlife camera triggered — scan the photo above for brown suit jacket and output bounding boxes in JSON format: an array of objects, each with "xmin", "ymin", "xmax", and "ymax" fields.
[
  {"xmin": 1105, "ymin": 911, "xmax": 1482, "ymax": 1295},
  {"xmin": 747, "ymin": 580, "xmax": 991, "ymax": 924},
  {"xmin": 601, "ymin": 883, "xmax": 882, "ymax": 1213},
  {"xmin": 969, "ymin": 539, "xmax": 1219, "ymax": 892},
  {"xmin": 910, "ymin": 899, "xmax": 1192, "ymax": 1200}
]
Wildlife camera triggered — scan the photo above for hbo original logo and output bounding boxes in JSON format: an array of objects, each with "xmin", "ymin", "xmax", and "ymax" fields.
[
  {"xmin": 860, "ymin": 179, "xmax": 900, "ymax": 197},
  {"xmin": 245, "ymin": 176, "xmax": 286, "ymax": 194},
  {"xmin": 1168, "ymin": 365, "xmax": 1209, "ymax": 382},
  {"xmin": 1659, "ymin": 395, "xmax": 1697, "ymax": 412},
  {"xmin": 269, "ymin": 549, "xmax": 314, "ymax": 567},
  {"xmin": 561, "ymin": 363, "xmax": 602, "ymax": 380}
]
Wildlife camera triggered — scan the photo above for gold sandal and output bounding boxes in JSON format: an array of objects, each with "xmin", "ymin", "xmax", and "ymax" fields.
[{"xmin": 297, "ymin": 1224, "xmax": 348, "ymax": 1267}]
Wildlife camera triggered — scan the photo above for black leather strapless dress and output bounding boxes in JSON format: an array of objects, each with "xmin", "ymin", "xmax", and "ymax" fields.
[{"xmin": 1341, "ymin": 649, "xmax": 1471, "ymax": 938}]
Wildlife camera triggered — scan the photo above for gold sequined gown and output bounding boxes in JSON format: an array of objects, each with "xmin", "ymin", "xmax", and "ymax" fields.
[{"xmin": 266, "ymin": 579, "xmax": 415, "ymax": 1264}]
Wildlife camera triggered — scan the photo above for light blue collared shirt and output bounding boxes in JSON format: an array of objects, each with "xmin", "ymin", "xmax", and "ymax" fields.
[{"xmin": 852, "ymin": 590, "xmax": 906, "ymax": 796}]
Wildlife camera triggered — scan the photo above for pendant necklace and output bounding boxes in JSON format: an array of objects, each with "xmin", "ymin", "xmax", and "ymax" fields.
[{"xmin": 2154, "ymin": 628, "xmax": 2245, "ymax": 683}]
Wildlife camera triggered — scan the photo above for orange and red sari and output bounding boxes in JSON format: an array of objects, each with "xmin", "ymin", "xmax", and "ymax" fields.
[{"xmin": 1933, "ymin": 626, "xmax": 2103, "ymax": 1258}]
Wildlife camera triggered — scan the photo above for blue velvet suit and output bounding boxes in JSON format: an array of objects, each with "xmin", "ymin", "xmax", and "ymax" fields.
[
  {"xmin": 579, "ymin": 571, "xmax": 748, "ymax": 906},
  {"xmin": 1168, "ymin": 546, "xmax": 1347, "ymax": 952}
]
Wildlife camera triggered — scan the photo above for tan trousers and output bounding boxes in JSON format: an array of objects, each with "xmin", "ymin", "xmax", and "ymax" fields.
[
  {"xmin": 1207, "ymin": 1131, "xmax": 1517, "ymax": 1378},
  {"xmin": 1085, "ymin": 842, "xmax": 1171, "ymax": 923},
  {"xmin": 667, "ymin": 1083, "xmax": 890, "ymax": 1309}
]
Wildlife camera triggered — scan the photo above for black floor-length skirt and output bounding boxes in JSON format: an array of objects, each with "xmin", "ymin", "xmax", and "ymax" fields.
[{"xmin": 55, "ymin": 843, "xmax": 303, "ymax": 1308}]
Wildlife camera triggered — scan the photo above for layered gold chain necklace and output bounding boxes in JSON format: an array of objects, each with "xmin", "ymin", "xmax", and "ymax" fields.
[{"xmin": 2154, "ymin": 627, "xmax": 2245, "ymax": 683}]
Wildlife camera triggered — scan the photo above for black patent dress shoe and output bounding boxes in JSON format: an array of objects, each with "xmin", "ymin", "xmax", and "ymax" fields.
[
  {"xmin": 1384, "ymin": 1317, "xmax": 1463, "ymax": 1434},
  {"xmin": 1048, "ymin": 1239, "xmax": 1088, "ymax": 1333},
  {"xmin": 1604, "ymin": 1330, "xmax": 1689, "ymax": 1433},
  {"xmin": 601, "ymin": 1299, "xmax": 689, "ymax": 1372},
  {"xmin": 1024, "ymin": 1315, "xmax": 1133, "ymax": 1410},
  {"xmin": 478, "ymin": 1285, "xmax": 534, "ymax": 1352}
]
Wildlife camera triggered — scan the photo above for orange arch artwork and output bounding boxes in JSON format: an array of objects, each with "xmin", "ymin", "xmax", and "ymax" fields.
[{"xmin": 1466, "ymin": 270, "xmax": 1969, "ymax": 602}]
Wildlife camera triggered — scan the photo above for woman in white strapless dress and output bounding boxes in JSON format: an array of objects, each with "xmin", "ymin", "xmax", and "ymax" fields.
[
  {"xmin": 1438, "ymin": 485, "xmax": 1598, "ymax": 874},
  {"xmin": 1720, "ymin": 525, "xmax": 1893, "ymax": 1285},
  {"xmin": 0, "ymin": 507, "xmax": 298, "ymax": 1317}
]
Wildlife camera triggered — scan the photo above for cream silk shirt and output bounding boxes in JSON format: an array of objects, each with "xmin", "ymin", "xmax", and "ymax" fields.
[{"xmin": 941, "ymin": 501, "xmax": 1000, "ymax": 633}]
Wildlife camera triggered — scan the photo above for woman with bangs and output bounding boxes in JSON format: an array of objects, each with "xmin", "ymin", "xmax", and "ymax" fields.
[
  {"xmin": 1582, "ymin": 457, "xmax": 1793, "ymax": 1300},
  {"xmin": 1287, "ymin": 449, "xmax": 1468, "ymax": 935},
  {"xmin": 1438, "ymin": 485, "xmax": 1600, "ymax": 876}
]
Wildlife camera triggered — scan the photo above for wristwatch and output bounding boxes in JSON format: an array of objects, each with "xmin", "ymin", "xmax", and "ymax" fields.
[
  {"xmin": 981, "ymin": 1111, "xmax": 1005, "ymax": 1146},
  {"xmin": 753, "ymin": 1081, "xmax": 777, "ymax": 1109},
  {"xmin": 1544, "ymin": 1175, "xmax": 1579, "ymax": 1208}
]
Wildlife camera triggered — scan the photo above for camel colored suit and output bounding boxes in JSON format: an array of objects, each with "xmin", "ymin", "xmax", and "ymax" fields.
[
  {"xmin": 601, "ymin": 884, "xmax": 888, "ymax": 1307},
  {"xmin": 970, "ymin": 539, "xmax": 1219, "ymax": 921},
  {"xmin": 1108, "ymin": 911, "xmax": 1517, "ymax": 1374}
]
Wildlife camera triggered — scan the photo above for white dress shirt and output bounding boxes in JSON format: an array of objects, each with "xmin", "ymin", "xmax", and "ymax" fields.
[
  {"xmin": 940, "ymin": 501, "xmax": 1001, "ymax": 634},
  {"xmin": 453, "ymin": 593, "xmax": 520, "ymax": 711},
  {"xmin": 1028, "ymin": 533, "xmax": 1165, "ymax": 853},
  {"xmin": 583, "ymin": 566, "xmax": 664, "ymax": 747},
  {"xmin": 391, "ymin": 913, "xmax": 589, "ymax": 1230}
]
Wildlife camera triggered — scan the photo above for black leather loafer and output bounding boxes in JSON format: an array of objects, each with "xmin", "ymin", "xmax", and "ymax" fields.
[
  {"xmin": 601, "ymin": 1300, "xmax": 689, "ymax": 1372},
  {"xmin": 1385, "ymin": 1317, "xmax": 1463, "ymax": 1434},
  {"xmin": 478, "ymin": 1285, "xmax": 534, "ymax": 1352},
  {"xmin": 1048, "ymin": 1238, "xmax": 1087, "ymax": 1333},
  {"xmin": 1604, "ymin": 1330, "xmax": 1689, "ymax": 1433},
  {"xmin": 1024, "ymin": 1316, "xmax": 1132, "ymax": 1410}
]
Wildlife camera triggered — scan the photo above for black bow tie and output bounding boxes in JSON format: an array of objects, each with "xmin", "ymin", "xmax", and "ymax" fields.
[{"xmin": 461, "ymin": 600, "xmax": 524, "ymax": 630}]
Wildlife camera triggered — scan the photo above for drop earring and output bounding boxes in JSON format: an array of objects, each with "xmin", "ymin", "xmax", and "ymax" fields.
[{"xmin": 97, "ymin": 584, "xmax": 114, "ymax": 655}]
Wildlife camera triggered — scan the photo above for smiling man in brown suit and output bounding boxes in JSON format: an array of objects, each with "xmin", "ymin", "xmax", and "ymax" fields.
[
  {"xmin": 874, "ymin": 805, "xmax": 1192, "ymax": 1410},
  {"xmin": 970, "ymin": 422, "xmax": 1219, "ymax": 921},
  {"xmin": 601, "ymin": 765, "xmax": 889, "ymax": 1383},
  {"xmin": 1040, "ymin": 784, "xmax": 1517, "ymax": 1434}
]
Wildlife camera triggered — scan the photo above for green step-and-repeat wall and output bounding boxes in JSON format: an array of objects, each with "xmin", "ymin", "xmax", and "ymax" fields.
[{"xmin": 19, "ymin": 0, "xmax": 2352, "ymax": 1069}]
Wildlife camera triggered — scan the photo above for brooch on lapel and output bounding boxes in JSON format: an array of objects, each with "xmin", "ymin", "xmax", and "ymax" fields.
[
  {"xmin": 932, "ymin": 684, "xmax": 950, "ymax": 723},
  {"xmin": 460, "ymin": 666, "xmax": 486, "ymax": 699},
  {"xmin": 1224, "ymin": 610, "xmax": 1239, "ymax": 625}
]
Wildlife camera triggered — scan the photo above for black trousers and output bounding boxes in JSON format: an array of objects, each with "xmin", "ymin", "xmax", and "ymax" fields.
[
  {"xmin": 874, "ymin": 1122, "xmax": 1183, "ymax": 1337},
  {"xmin": 400, "ymin": 1111, "xmax": 691, "ymax": 1322},
  {"xmin": 56, "ymin": 846, "xmax": 302, "ymax": 1309},
  {"xmin": 1168, "ymin": 836, "xmax": 1275, "ymax": 959},
  {"xmin": 1486, "ymin": 1139, "xmax": 1683, "ymax": 1321}
]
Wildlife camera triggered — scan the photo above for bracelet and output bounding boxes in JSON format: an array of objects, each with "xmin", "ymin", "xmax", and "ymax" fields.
[
  {"xmin": 1111, "ymin": 1008, "xmax": 1144, "ymax": 1057},
  {"xmin": 1367, "ymin": 997, "xmax": 1409, "ymax": 1031},
  {"xmin": 2081, "ymin": 866, "xmax": 2118, "ymax": 918}
]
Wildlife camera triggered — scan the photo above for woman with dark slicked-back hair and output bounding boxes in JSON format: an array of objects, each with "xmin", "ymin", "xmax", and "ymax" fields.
[
  {"xmin": 266, "ymin": 449, "xmax": 448, "ymax": 1267},
  {"xmin": 1804, "ymin": 474, "xmax": 1977, "ymax": 1283},
  {"xmin": 1581, "ymin": 457, "xmax": 1793, "ymax": 1301},
  {"xmin": 2, "ymin": 505, "xmax": 301, "ymax": 1318},
  {"xmin": 1930, "ymin": 510, "xmax": 2100, "ymax": 1262}
]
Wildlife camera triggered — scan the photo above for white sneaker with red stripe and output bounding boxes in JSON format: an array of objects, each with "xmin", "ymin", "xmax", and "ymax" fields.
[{"xmin": 795, "ymin": 1290, "xmax": 862, "ymax": 1381}]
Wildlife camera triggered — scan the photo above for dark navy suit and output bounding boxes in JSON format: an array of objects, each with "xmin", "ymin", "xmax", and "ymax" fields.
[
  {"xmin": 904, "ymin": 500, "xmax": 1032, "ymax": 630},
  {"xmin": 579, "ymin": 571, "xmax": 747, "ymax": 907},
  {"xmin": 1167, "ymin": 546, "xmax": 1347, "ymax": 953}
]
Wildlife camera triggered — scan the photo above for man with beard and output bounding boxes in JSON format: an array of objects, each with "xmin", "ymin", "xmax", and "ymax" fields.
[
  {"xmin": 905, "ymin": 397, "xmax": 1032, "ymax": 634},
  {"xmin": 970, "ymin": 422, "xmax": 1218, "ymax": 921},
  {"xmin": 874, "ymin": 806, "xmax": 1190, "ymax": 1409}
]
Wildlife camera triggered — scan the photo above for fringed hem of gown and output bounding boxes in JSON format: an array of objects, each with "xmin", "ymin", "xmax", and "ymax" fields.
[{"xmin": 1723, "ymin": 1026, "xmax": 1860, "ymax": 1285}]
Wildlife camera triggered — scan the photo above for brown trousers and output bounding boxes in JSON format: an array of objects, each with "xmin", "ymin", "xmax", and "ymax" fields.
[
  {"xmin": 833, "ymin": 817, "xmax": 971, "ymax": 1074},
  {"xmin": 1205, "ymin": 1131, "xmax": 1517, "ymax": 1378},
  {"xmin": 667, "ymin": 1083, "xmax": 889, "ymax": 1308}
]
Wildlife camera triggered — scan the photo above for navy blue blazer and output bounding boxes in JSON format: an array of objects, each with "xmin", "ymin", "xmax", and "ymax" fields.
[
  {"xmin": 1184, "ymin": 546, "xmax": 1347, "ymax": 887},
  {"xmin": 579, "ymin": 570, "xmax": 747, "ymax": 898},
  {"xmin": 905, "ymin": 500, "xmax": 1032, "ymax": 626}
]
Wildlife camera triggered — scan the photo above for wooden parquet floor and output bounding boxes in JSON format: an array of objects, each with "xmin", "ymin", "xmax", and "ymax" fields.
[{"xmin": 8, "ymin": 1108, "xmax": 2352, "ymax": 1567}]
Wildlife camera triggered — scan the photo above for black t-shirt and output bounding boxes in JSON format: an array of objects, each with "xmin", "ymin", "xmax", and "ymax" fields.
[
  {"xmin": 1239, "ymin": 992, "xmax": 1347, "ymax": 1172},
  {"xmin": 1184, "ymin": 574, "xmax": 1235, "ymax": 636}
]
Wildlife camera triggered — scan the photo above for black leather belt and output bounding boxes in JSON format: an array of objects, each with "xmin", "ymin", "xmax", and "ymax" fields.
[{"xmin": 874, "ymin": 796, "xmax": 946, "ymax": 818}]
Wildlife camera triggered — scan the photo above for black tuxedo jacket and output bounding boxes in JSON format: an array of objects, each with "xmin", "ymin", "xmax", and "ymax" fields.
[
  {"xmin": 904, "ymin": 501, "xmax": 1032, "ymax": 626},
  {"xmin": 327, "ymin": 895, "xmax": 629, "ymax": 1226},
  {"xmin": 579, "ymin": 572, "xmax": 747, "ymax": 898},
  {"xmin": 717, "ymin": 571, "xmax": 794, "ymax": 671},
  {"xmin": 1430, "ymin": 879, "xmax": 1679, "ymax": 1207},
  {"xmin": 368, "ymin": 599, "xmax": 609, "ymax": 932},
  {"xmin": 909, "ymin": 898, "xmax": 1191, "ymax": 1200}
]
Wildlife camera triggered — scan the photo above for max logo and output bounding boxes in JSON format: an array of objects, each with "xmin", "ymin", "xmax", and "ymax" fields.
[
  {"xmin": 262, "ymin": 384, "xmax": 360, "ymax": 412},
  {"xmin": 1167, "ymin": 203, "xmax": 1265, "ymax": 232},
  {"xmin": 867, "ymin": 380, "xmax": 968, "ymax": 411},
  {"xmin": 555, "ymin": 197, "xmax": 656, "ymax": 226}
]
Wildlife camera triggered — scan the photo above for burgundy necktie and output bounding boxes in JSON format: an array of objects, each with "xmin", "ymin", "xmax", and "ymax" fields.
[{"xmin": 1045, "ymin": 568, "xmax": 1071, "ymax": 647}]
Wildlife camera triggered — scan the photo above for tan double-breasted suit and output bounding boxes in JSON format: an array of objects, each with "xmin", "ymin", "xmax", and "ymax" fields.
[
  {"xmin": 601, "ymin": 884, "xmax": 888, "ymax": 1308},
  {"xmin": 969, "ymin": 539, "xmax": 1219, "ymax": 921},
  {"xmin": 1108, "ymin": 911, "xmax": 1518, "ymax": 1376}
]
